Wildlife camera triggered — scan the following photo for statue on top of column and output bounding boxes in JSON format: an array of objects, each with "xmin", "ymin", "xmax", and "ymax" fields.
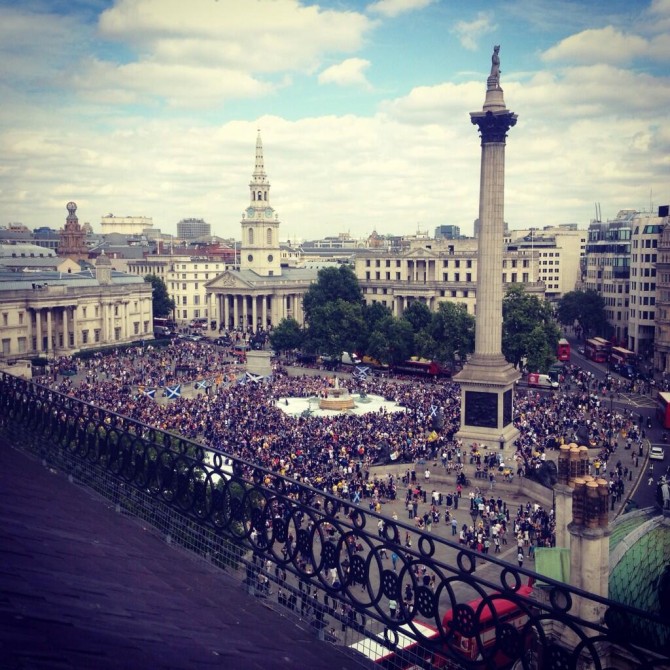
[{"xmin": 490, "ymin": 45, "xmax": 501, "ymax": 83}]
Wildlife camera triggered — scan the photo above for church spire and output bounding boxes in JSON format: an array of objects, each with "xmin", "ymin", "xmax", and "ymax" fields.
[
  {"xmin": 252, "ymin": 130, "xmax": 268, "ymax": 184},
  {"xmin": 241, "ymin": 132, "xmax": 281, "ymax": 277},
  {"xmin": 249, "ymin": 129, "xmax": 270, "ymax": 205}
]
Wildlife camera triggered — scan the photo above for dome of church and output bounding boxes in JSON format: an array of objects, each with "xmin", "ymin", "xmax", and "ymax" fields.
[
  {"xmin": 96, "ymin": 253, "xmax": 112, "ymax": 266},
  {"xmin": 606, "ymin": 509, "xmax": 670, "ymax": 652}
]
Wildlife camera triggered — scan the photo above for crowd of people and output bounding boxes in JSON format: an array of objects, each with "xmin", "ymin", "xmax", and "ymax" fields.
[{"xmin": 34, "ymin": 338, "xmax": 655, "ymax": 562}]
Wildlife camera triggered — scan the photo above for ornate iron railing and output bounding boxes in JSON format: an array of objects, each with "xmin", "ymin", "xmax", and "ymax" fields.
[{"xmin": 0, "ymin": 371, "xmax": 668, "ymax": 669}]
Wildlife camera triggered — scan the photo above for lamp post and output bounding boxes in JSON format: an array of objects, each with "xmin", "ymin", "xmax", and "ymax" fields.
[
  {"xmin": 609, "ymin": 392, "xmax": 615, "ymax": 448},
  {"xmin": 499, "ymin": 434, "xmax": 505, "ymax": 451},
  {"xmin": 470, "ymin": 507, "xmax": 479, "ymax": 528}
]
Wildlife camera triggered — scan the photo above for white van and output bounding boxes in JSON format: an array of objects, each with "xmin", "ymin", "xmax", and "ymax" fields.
[{"xmin": 527, "ymin": 372, "xmax": 559, "ymax": 390}]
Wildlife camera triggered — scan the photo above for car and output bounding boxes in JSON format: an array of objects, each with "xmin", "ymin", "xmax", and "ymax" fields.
[
  {"xmin": 212, "ymin": 336, "xmax": 232, "ymax": 347},
  {"xmin": 649, "ymin": 446, "xmax": 665, "ymax": 461}
]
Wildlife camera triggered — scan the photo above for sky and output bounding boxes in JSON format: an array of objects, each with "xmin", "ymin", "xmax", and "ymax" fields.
[{"xmin": 1, "ymin": 0, "xmax": 669, "ymax": 241}]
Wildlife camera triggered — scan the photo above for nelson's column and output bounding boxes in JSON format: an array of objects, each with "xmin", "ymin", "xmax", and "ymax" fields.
[{"xmin": 454, "ymin": 45, "xmax": 520, "ymax": 452}]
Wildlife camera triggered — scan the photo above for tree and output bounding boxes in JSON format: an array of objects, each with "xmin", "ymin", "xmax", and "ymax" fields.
[
  {"xmin": 269, "ymin": 318, "xmax": 303, "ymax": 354},
  {"xmin": 144, "ymin": 274, "xmax": 175, "ymax": 318},
  {"xmin": 402, "ymin": 301, "xmax": 433, "ymax": 334},
  {"xmin": 524, "ymin": 325, "xmax": 554, "ymax": 373},
  {"xmin": 303, "ymin": 299, "xmax": 367, "ymax": 359},
  {"xmin": 366, "ymin": 316, "xmax": 415, "ymax": 365},
  {"xmin": 556, "ymin": 289, "xmax": 608, "ymax": 338},
  {"xmin": 502, "ymin": 285, "xmax": 560, "ymax": 370},
  {"xmin": 416, "ymin": 302, "xmax": 475, "ymax": 366},
  {"xmin": 302, "ymin": 265, "xmax": 363, "ymax": 324}
]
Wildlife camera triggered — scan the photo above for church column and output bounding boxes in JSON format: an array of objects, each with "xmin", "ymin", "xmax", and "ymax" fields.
[
  {"xmin": 62, "ymin": 307, "xmax": 69, "ymax": 351},
  {"xmin": 35, "ymin": 309, "xmax": 42, "ymax": 353},
  {"xmin": 233, "ymin": 295, "xmax": 239, "ymax": 330},
  {"xmin": 46, "ymin": 309, "xmax": 53, "ymax": 353},
  {"xmin": 261, "ymin": 295, "xmax": 267, "ymax": 330},
  {"xmin": 101, "ymin": 303, "xmax": 107, "ymax": 343},
  {"xmin": 252, "ymin": 295, "xmax": 258, "ymax": 332},
  {"xmin": 242, "ymin": 295, "xmax": 249, "ymax": 331},
  {"xmin": 281, "ymin": 295, "xmax": 287, "ymax": 320},
  {"xmin": 72, "ymin": 306, "xmax": 78, "ymax": 349}
]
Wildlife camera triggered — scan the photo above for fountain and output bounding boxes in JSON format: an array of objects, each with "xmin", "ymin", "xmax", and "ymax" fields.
[{"xmin": 318, "ymin": 377, "xmax": 356, "ymax": 411}]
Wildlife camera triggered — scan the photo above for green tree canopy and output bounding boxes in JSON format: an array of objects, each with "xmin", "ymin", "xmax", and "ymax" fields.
[
  {"xmin": 556, "ymin": 289, "xmax": 608, "ymax": 338},
  {"xmin": 402, "ymin": 301, "xmax": 433, "ymax": 333},
  {"xmin": 502, "ymin": 285, "xmax": 560, "ymax": 370},
  {"xmin": 144, "ymin": 274, "xmax": 175, "ymax": 318},
  {"xmin": 366, "ymin": 315, "xmax": 415, "ymax": 365},
  {"xmin": 269, "ymin": 318, "xmax": 303, "ymax": 354},
  {"xmin": 303, "ymin": 299, "xmax": 366, "ymax": 359},
  {"xmin": 415, "ymin": 301, "xmax": 475, "ymax": 366},
  {"xmin": 302, "ymin": 265, "xmax": 363, "ymax": 324}
]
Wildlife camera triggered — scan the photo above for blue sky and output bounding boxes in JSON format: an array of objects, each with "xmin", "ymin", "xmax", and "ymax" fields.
[{"xmin": 1, "ymin": 0, "xmax": 669, "ymax": 240}]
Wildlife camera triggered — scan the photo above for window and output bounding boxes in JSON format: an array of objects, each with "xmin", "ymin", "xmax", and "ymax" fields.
[
  {"xmin": 18, "ymin": 312, "xmax": 24, "ymax": 325},
  {"xmin": 266, "ymin": 228, "xmax": 272, "ymax": 244},
  {"xmin": 1, "ymin": 313, "xmax": 7, "ymax": 326},
  {"xmin": 82, "ymin": 330, "xmax": 89, "ymax": 344},
  {"xmin": 94, "ymin": 329, "xmax": 100, "ymax": 343},
  {"xmin": 182, "ymin": 296, "xmax": 187, "ymax": 305},
  {"xmin": 2, "ymin": 339, "xmax": 10, "ymax": 355},
  {"xmin": 248, "ymin": 227, "xmax": 254, "ymax": 245}
]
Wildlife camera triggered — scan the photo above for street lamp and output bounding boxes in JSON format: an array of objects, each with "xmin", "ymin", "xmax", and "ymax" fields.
[
  {"xmin": 609, "ymin": 393, "xmax": 615, "ymax": 448},
  {"xmin": 470, "ymin": 507, "xmax": 479, "ymax": 528},
  {"xmin": 499, "ymin": 434, "xmax": 505, "ymax": 451}
]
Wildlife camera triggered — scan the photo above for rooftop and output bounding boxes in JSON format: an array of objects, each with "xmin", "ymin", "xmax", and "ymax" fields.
[{"xmin": 0, "ymin": 439, "xmax": 353, "ymax": 669}]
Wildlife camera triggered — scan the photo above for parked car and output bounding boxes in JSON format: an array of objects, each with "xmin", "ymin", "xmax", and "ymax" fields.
[{"xmin": 649, "ymin": 446, "xmax": 665, "ymax": 461}]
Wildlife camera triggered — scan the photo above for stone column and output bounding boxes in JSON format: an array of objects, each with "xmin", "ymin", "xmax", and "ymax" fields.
[
  {"xmin": 261, "ymin": 295, "xmax": 267, "ymax": 330},
  {"xmin": 233, "ymin": 295, "xmax": 239, "ymax": 329},
  {"xmin": 454, "ymin": 47, "xmax": 519, "ymax": 451},
  {"xmin": 46, "ymin": 309, "xmax": 53, "ymax": 353},
  {"xmin": 221, "ymin": 295, "xmax": 230, "ymax": 330},
  {"xmin": 252, "ymin": 295, "xmax": 258, "ymax": 332},
  {"xmin": 36, "ymin": 309, "xmax": 42, "ymax": 353},
  {"xmin": 72, "ymin": 307, "xmax": 78, "ymax": 349},
  {"xmin": 242, "ymin": 295, "xmax": 248, "ymax": 331},
  {"xmin": 62, "ymin": 307, "xmax": 69, "ymax": 350}
]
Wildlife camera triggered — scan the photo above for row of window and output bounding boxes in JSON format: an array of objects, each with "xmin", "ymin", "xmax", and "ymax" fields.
[
  {"xmin": 363, "ymin": 272, "xmax": 530, "ymax": 284},
  {"xmin": 0, "ymin": 321, "xmax": 151, "ymax": 355},
  {"xmin": 1, "ymin": 302, "xmax": 142, "ymax": 327}
]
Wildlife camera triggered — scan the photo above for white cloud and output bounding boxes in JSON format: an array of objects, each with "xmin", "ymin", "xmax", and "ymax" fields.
[
  {"xmin": 543, "ymin": 26, "xmax": 653, "ymax": 65},
  {"xmin": 452, "ymin": 11, "xmax": 496, "ymax": 51},
  {"xmin": 318, "ymin": 58, "xmax": 372, "ymax": 88},
  {"xmin": 69, "ymin": 0, "xmax": 374, "ymax": 108},
  {"xmin": 366, "ymin": 0, "xmax": 436, "ymax": 19}
]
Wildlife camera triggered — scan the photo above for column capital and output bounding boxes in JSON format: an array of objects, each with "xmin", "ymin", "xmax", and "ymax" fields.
[{"xmin": 470, "ymin": 109, "xmax": 517, "ymax": 144}]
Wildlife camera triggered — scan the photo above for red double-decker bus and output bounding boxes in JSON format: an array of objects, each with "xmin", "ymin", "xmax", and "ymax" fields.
[
  {"xmin": 557, "ymin": 338, "xmax": 570, "ymax": 361},
  {"xmin": 584, "ymin": 338, "xmax": 610, "ymax": 363},
  {"xmin": 657, "ymin": 391, "xmax": 670, "ymax": 429}
]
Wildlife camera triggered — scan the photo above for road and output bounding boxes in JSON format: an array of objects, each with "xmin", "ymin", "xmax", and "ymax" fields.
[{"xmin": 567, "ymin": 339, "xmax": 668, "ymax": 510}]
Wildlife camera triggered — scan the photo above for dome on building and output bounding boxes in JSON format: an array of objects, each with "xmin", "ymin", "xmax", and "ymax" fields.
[
  {"xmin": 606, "ymin": 509, "xmax": 670, "ymax": 652},
  {"xmin": 95, "ymin": 252, "xmax": 112, "ymax": 266}
]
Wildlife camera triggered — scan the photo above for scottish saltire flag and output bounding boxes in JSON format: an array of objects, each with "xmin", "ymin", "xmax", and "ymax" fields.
[
  {"xmin": 195, "ymin": 379, "xmax": 211, "ymax": 390},
  {"xmin": 353, "ymin": 365, "xmax": 370, "ymax": 380},
  {"xmin": 142, "ymin": 388, "xmax": 156, "ymax": 399},
  {"xmin": 429, "ymin": 404, "xmax": 438, "ymax": 418},
  {"xmin": 165, "ymin": 384, "xmax": 181, "ymax": 399}
]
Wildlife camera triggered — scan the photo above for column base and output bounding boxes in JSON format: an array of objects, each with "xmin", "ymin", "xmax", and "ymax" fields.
[{"xmin": 454, "ymin": 357, "xmax": 521, "ymax": 450}]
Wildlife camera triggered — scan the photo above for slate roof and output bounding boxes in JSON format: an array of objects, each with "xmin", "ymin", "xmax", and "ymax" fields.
[{"xmin": 0, "ymin": 439, "xmax": 354, "ymax": 670}]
